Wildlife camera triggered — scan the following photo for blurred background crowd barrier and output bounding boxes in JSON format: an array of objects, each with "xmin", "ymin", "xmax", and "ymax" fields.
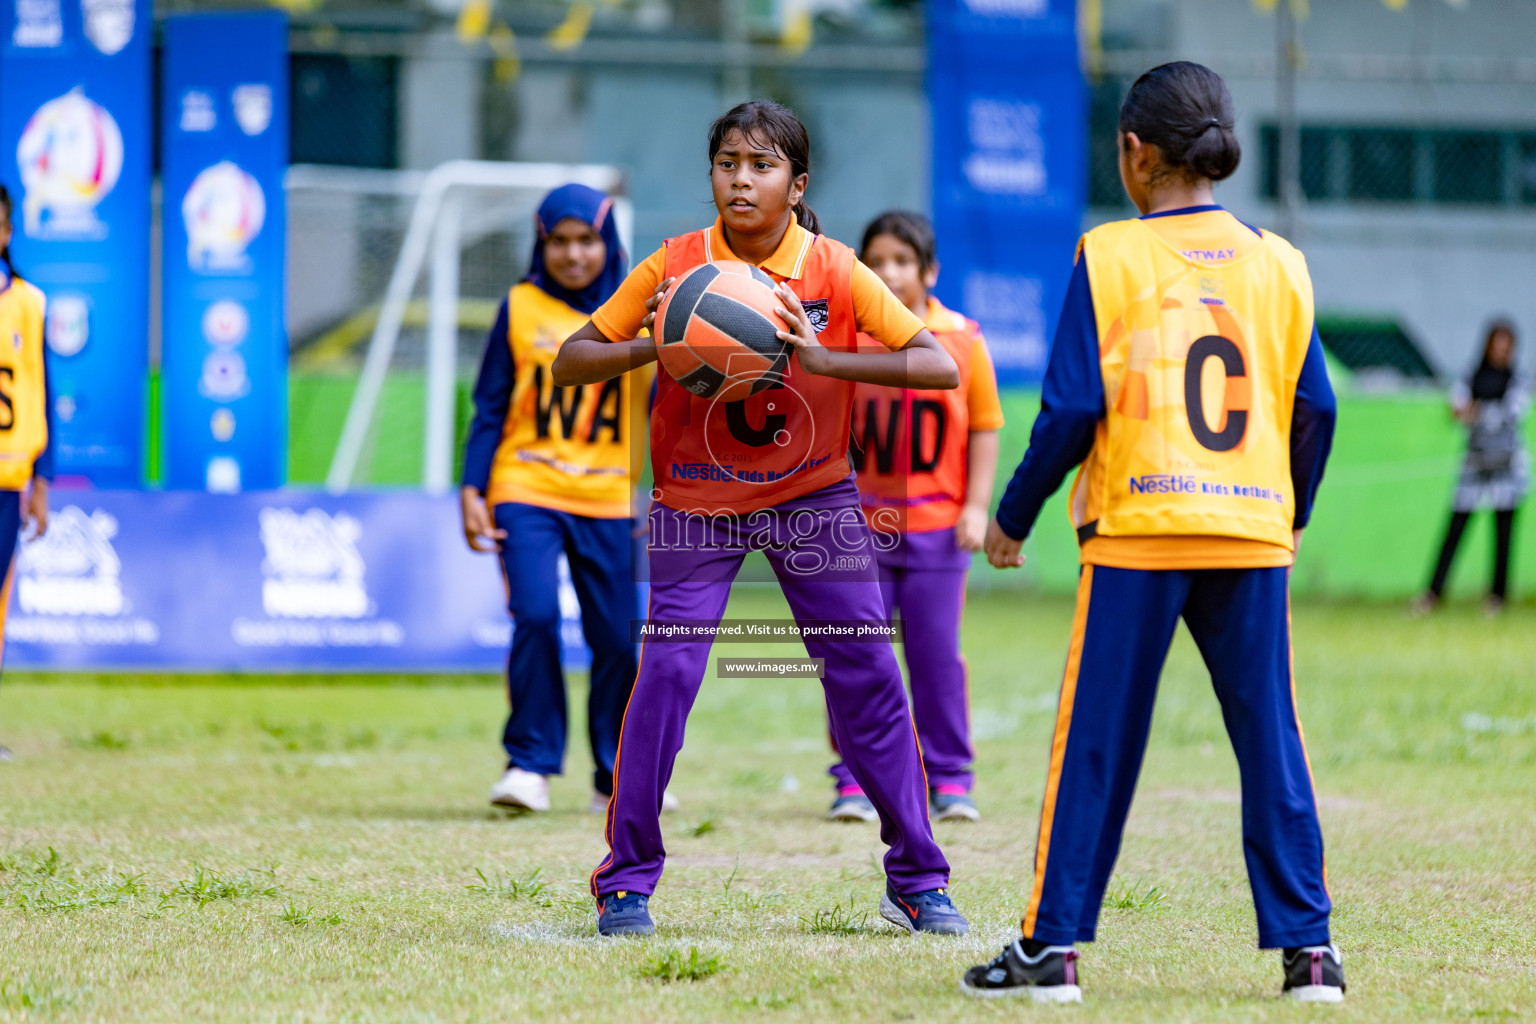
[{"xmin": 1, "ymin": 0, "xmax": 1533, "ymax": 669}]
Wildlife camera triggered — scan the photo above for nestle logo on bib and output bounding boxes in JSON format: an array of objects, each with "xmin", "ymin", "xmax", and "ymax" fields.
[{"xmin": 1129, "ymin": 474, "xmax": 1198, "ymax": 495}]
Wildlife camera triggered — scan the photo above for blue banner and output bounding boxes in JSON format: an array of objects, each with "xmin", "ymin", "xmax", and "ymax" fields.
[
  {"xmin": 161, "ymin": 11, "xmax": 288, "ymax": 491},
  {"xmin": 4, "ymin": 491, "xmax": 595, "ymax": 672},
  {"xmin": 927, "ymin": 0, "xmax": 1084, "ymax": 384},
  {"xmin": 0, "ymin": 0, "xmax": 151, "ymax": 485}
]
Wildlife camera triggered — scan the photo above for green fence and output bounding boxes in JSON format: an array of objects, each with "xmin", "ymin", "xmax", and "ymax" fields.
[
  {"xmin": 977, "ymin": 389, "xmax": 1534, "ymax": 601},
  {"xmin": 279, "ymin": 370, "xmax": 1531, "ymax": 602}
]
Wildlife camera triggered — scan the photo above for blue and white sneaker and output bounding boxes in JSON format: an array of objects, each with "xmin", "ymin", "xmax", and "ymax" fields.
[
  {"xmin": 929, "ymin": 786, "xmax": 980, "ymax": 821},
  {"xmin": 827, "ymin": 788, "xmax": 878, "ymax": 822},
  {"xmin": 595, "ymin": 890, "xmax": 655, "ymax": 937},
  {"xmin": 878, "ymin": 882, "xmax": 969, "ymax": 935}
]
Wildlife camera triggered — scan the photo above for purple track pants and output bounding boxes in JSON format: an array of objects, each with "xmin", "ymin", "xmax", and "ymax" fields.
[
  {"xmin": 828, "ymin": 525, "xmax": 974, "ymax": 793},
  {"xmin": 590, "ymin": 483, "xmax": 951, "ymax": 898}
]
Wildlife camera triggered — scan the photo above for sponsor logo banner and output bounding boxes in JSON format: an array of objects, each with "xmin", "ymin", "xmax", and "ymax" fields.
[
  {"xmin": 927, "ymin": 0, "xmax": 1082, "ymax": 384},
  {"xmin": 0, "ymin": 0, "xmax": 152, "ymax": 484},
  {"xmin": 160, "ymin": 12, "xmax": 287, "ymax": 491},
  {"xmin": 4, "ymin": 491, "xmax": 595, "ymax": 671}
]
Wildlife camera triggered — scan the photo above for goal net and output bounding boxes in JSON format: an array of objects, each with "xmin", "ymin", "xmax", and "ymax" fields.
[{"xmin": 284, "ymin": 161, "xmax": 631, "ymax": 492}]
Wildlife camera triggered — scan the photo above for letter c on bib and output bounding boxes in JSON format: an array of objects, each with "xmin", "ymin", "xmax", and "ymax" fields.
[{"xmin": 1183, "ymin": 334, "xmax": 1248, "ymax": 452}]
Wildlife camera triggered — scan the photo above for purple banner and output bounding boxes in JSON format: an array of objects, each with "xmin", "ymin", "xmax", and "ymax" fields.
[{"xmin": 3, "ymin": 491, "xmax": 593, "ymax": 672}]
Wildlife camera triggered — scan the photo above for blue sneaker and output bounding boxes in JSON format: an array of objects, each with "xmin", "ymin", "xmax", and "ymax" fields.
[
  {"xmin": 929, "ymin": 787, "xmax": 980, "ymax": 821},
  {"xmin": 879, "ymin": 882, "xmax": 969, "ymax": 936},
  {"xmin": 596, "ymin": 890, "xmax": 655, "ymax": 937},
  {"xmin": 827, "ymin": 789, "xmax": 878, "ymax": 822}
]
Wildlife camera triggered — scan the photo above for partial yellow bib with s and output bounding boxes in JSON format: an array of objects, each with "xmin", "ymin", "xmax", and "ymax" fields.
[
  {"xmin": 1070, "ymin": 218, "xmax": 1314, "ymax": 550},
  {"xmin": 0, "ymin": 280, "xmax": 49, "ymax": 490}
]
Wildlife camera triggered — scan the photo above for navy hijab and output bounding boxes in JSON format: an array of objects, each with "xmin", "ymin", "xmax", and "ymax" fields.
[{"xmin": 524, "ymin": 184, "xmax": 626, "ymax": 315}]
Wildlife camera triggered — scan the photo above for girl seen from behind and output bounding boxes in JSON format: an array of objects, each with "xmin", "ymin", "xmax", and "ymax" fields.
[{"xmin": 964, "ymin": 62, "xmax": 1342, "ymax": 1003}]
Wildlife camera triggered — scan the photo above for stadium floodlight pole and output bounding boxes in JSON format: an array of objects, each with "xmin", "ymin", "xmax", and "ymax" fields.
[
  {"xmin": 720, "ymin": 0, "xmax": 751, "ymax": 109},
  {"xmin": 323, "ymin": 159, "xmax": 625, "ymax": 494},
  {"xmin": 1276, "ymin": 0, "xmax": 1303, "ymax": 241}
]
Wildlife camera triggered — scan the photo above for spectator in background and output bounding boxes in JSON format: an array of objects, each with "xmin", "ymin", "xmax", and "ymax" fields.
[{"xmin": 1415, "ymin": 321, "xmax": 1529, "ymax": 615}]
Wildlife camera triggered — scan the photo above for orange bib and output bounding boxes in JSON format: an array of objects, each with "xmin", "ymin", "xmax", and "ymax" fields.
[
  {"xmin": 849, "ymin": 306, "xmax": 982, "ymax": 533},
  {"xmin": 652, "ymin": 229, "xmax": 858, "ymax": 516}
]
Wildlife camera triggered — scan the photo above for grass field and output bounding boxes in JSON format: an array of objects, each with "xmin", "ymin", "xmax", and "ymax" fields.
[{"xmin": 1, "ymin": 589, "xmax": 1534, "ymax": 1022}]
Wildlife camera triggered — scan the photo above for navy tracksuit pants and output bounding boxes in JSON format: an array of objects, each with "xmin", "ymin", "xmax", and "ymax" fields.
[
  {"xmin": 494, "ymin": 502, "xmax": 638, "ymax": 796},
  {"xmin": 1022, "ymin": 564, "xmax": 1332, "ymax": 950},
  {"xmin": 0, "ymin": 491, "xmax": 20, "ymax": 675}
]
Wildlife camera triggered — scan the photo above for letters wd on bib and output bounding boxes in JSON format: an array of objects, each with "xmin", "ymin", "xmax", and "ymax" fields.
[
  {"xmin": 926, "ymin": 0, "xmax": 1083, "ymax": 385},
  {"xmin": 0, "ymin": 0, "xmax": 152, "ymax": 485},
  {"xmin": 4, "ymin": 491, "xmax": 592, "ymax": 672}
]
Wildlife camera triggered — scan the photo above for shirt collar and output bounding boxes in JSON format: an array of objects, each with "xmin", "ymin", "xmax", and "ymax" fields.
[
  {"xmin": 923, "ymin": 296, "xmax": 967, "ymax": 333},
  {"xmin": 1138, "ymin": 203, "xmax": 1262, "ymax": 238},
  {"xmin": 706, "ymin": 216, "xmax": 816, "ymax": 280},
  {"xmin": 1140, "ymin": 204, "xmax": 1225, "ymax": 220}
]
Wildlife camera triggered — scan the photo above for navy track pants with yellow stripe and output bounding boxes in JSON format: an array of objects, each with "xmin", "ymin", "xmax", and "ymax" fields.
[{"xmin": 1022, "ymin": 563, "xmax": 1332, "ymax": 950}]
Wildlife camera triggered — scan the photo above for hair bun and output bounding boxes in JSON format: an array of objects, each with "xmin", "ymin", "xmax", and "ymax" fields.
[{"xmin": 1119, "ymin": 61, "xmax": 1242, "ymax": 183}]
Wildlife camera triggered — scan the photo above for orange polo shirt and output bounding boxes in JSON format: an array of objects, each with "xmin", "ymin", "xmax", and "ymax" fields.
[{"xmin": 592, "ymin": 217, "xmax": 924, "ymax": 350}]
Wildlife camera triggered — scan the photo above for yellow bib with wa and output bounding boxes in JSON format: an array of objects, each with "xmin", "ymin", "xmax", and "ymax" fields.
[
  {"xmin": 486, "ymin": 282, "xmax": 646, "ymax": 518},
  {"xmin": 0, "ymin": 279, "xmax": 49, "ymax": 490},
  {"xmin": 1070, "ymin": 218, "xmax": 1314, "ymax": 550}
]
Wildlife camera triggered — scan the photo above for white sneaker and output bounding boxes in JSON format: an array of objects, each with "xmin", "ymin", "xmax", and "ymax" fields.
[
  {"xmin": 490, "ymin": 767, "xmax": 550, "ymax": 811},
  {"xmin": 587, "ymin": 790, "xmax": 678, "ymax": 813}
]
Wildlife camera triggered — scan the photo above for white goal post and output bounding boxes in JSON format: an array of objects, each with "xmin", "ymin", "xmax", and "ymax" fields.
[{"xmin": 308, "ymin": 159, "xmax": 632, "ymax": 494}]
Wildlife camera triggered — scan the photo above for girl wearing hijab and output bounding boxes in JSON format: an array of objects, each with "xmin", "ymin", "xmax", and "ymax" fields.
[
  {"xmin": 460, "ymin": 184, "xmax": 660, "ymax": 813},
  {"xmin": 1416, "ymin": 321, "xmax": 1529, "ymax": 613}
]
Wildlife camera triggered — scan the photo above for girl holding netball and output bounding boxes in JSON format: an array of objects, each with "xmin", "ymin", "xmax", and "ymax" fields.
[
  {"xmin": 461, "ymin": 183, "xmax": 660, "ymax": 815},
  {"xmin": 961, "ymin": 63, "xmax": 1343, "ymax": 1003},
  {"xmin": 0, "ymin": 182, "xmax": 54, "ymax": 764},
  {"xmin": 826, "ymin": 210, "xmax": 1003, "ymax": 823},
  {"xmin": 553, "ymin": 100, "xmax": 969, "ymax": 938}
]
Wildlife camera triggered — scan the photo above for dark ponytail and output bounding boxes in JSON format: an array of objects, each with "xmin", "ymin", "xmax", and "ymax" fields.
[
  {"xmin": 0, "ymin": 182, "xmax": 18, "ymax": 281},
  {"xmin": 1119, "ymin": 61, "xmax": 1240, "ymax": 183},
  {"xmin": 707, "ymin": 100, "xmax": 821, "ymax": 235}
]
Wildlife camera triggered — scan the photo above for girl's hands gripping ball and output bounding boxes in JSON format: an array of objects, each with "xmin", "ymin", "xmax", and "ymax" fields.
[
  {"xmin": 639, "ymin": 277, "xmax": 675, "ymax": 349},
  {"xmin": 773, "ymin": 283, "xmax": 830, "ymax": 376}
]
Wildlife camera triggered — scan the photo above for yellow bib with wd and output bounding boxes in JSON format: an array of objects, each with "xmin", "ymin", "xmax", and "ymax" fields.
[
  {"xmin": 0, "ymin": 278, "xmax": 48, "ymax": 490},
  {"xmin": 486, "ymin": 282, "xmax": 645, "ymax": 518},
  {"xmin": 1071, "ymin": 218, "xmax": 1314, "ymax": 550}
]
